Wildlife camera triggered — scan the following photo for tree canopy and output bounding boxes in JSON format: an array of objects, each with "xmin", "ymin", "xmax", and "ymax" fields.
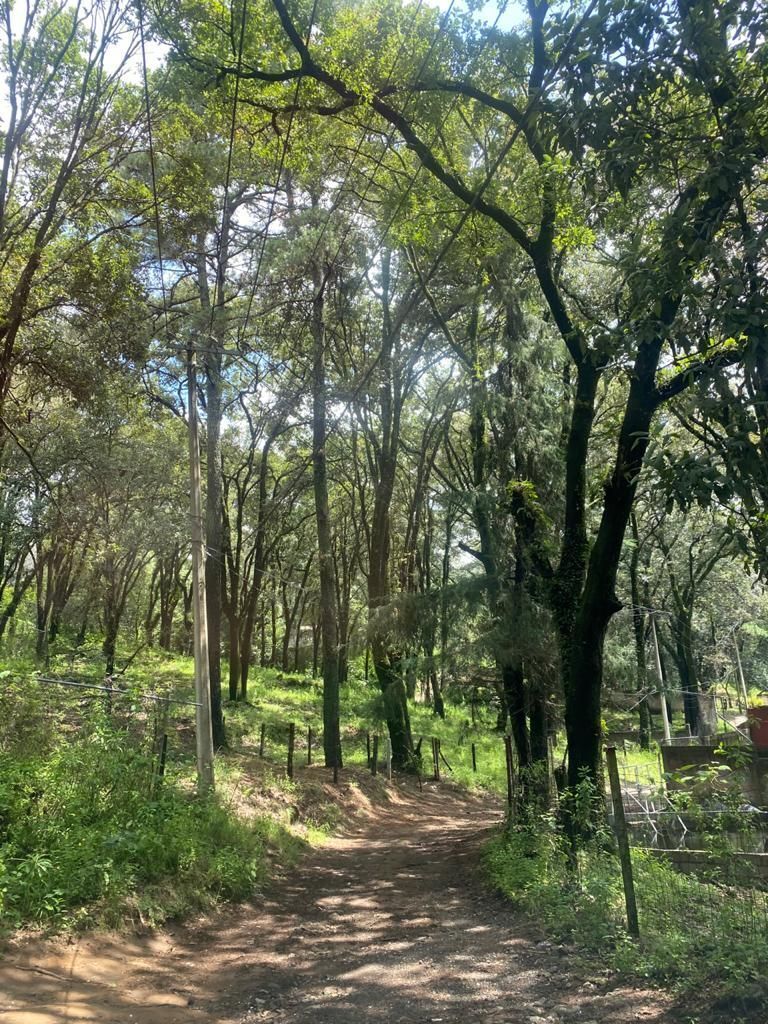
[{"xmin": 2, "ymin": 0, "xmax": 768, "ymax": 798}]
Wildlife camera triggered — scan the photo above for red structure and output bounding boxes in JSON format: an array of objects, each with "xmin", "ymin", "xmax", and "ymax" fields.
[{"xmin": 748, "ymin": 706, "xmax": 768, "ymax": 751}]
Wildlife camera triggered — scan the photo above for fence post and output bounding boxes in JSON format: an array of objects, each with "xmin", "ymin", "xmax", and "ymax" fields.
[
  {"xmin": 606, "ymin": 746, "xmax": 640, "ymax": 938},
  {"xmin": 259, "ymin": 722, "xmax": 266, "ymax": 759},
  {"xmin": 287, "ymin": 722, "xmax": 295, "ymax": 779},
  {"xmin": 371, "ymin": 734, "xmax": 379, "ymax": 776},
  {"xmin": 504, "ymin": 735, "xmax": 514, "ymax": 812},
  {"xmin": 366, "ymin": 731, "xmax": 371, "ymax": 768},
  {"xmin": 158, "ymin": 733, "xmax": 168, "ymax": 780},
  {"xmin": 432, "ymin": 737, "xmax": 440, "ymax": 781},
  {"xmin": 385, "ymin": 736, "xmax": 392, "ymax": 780},
  {"xmin": 307, "ymin": 726, "xmax": 313, "ymax": 766},
  {"xmin": 471, "ymin": 742, "xmax": 477, "ymax": 772}
]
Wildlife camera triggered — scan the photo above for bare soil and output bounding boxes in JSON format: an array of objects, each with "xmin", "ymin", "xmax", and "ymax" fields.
[{"xmin": 0, "ymin": 774, "xmax": 689, "ymax": 1023}]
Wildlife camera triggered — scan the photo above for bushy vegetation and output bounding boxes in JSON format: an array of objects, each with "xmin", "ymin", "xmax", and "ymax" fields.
[
  {"xmin": 0, "ymin": 651, "xmax": 512, "ymax": 931},
  {"xmin": 0, "ymin": 672, "xmax": 307, "ymax": 930},
  {"xmin": 0, "ymin": 649, "xmax": 521, "ymax": 930}
]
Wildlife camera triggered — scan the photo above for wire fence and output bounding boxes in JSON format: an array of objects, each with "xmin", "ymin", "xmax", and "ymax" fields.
[
  {"xmin": 605, "ymin": 746, "xmax": 768, "ymax": 952},
  {"xmin": 0, "ymin": 673, "xmax": 520, "ymax": 798},
  {"xmin": 0, "ymin": 674, "xmax": 197, "ymax": 795},
  {"xmin": 5, "ymin": 675, "xmax": 768, "ymax": 956}
]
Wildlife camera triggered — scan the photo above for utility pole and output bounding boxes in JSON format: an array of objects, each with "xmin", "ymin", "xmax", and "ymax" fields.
[
  {"xmin": 187, "ymin": 341, "xmax": 215, "ymax": 792},
  {"xmin": 734, "ymin": 635, "xmax": 749, "ymax": 712},
  {"xmin": 651, "ymin": 612, "xmax": 671, "ymax": 743}
]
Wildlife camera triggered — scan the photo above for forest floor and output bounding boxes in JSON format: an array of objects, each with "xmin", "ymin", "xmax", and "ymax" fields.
[{"xmin": 0, "ymin": 771, "xmax": 728, "ymax": 1024}]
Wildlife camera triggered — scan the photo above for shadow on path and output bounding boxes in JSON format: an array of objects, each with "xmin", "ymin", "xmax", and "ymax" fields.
[{"xmin": 1, "ymin": 779, "xmax": 675, "ymax": 1024}]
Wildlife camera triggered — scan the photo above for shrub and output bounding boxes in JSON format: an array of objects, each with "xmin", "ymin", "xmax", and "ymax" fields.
[
  {"xmin": 0, "ymin": 718, "xmax": 275, "ymax": 929},
  {"xmin": 484, "ymin": 805, "xmax": 768, "ymax": 1000}
]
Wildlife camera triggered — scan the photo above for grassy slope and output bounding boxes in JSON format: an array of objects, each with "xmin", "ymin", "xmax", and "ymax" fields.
[{"xmin": 0, "ymin": 649, "xmax": 510, "ymax": 932}]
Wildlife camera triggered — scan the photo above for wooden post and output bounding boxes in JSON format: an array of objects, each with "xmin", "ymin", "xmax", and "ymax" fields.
[
  {"xmin": 366, "ymin": 731, "xmax": 371, "ymax": 768},
  {"xmin": 307, "ymin": 726, "xmax": 313, "ymax": 766},
  {"xmin": 371, "ymin": 734, "xmax": 379, "ymax": 776},
  {"xmin": 187, "ymin": 343, "xmax": 215, "ymax": 793},
  {"xmin": 471, "ymin": 742, "xmax": 477, "ymax": 772},
  {"xmin": 432, "ymin": 737, "xmax": 440, "ymax": 781},
  {"xmin": 259, "ymin": 722, "xmax": 266, "ymax": 758},
  {"xmin": 651, "ymin": 613, "xmax": 671, "ymax": 742},
  {"xmin": 151, "ymin": 700, "xmax": 170, "ymax": 795},
  {"xmin": 287, "ymin": 722, "xmax": 295, "ymax": 779},
  {"xmin": 385, "ymin": 735, "xmax": 392, "ymax": 780},
  {"xmin": 157, "ymin": 733, "xmax": 168, "ymax": 782},
  {"xmin": 606, "ymin": 746, "xmax": 640, "ymax": 938},
  {"xmin": 504, "ymin": 735, "xmax": 514, "ymax": 811}
]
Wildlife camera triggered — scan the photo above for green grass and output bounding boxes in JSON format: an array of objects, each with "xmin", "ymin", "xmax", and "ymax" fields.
[
  {"xmin": 0, "ymin": 648, "xmax": 512, "ymax": 932},
  {"xmin": 484, "ymin": 817, "xmax": 768, "ymax": 1004},
  {"xmin": 220, "ymin": 665, "xmax": 512, "ymax": 793},
  {"xmin": 0, "ymin": 722, "xmax": 306, "ymax": 930},
  {"xmin": 0, "ymin": 661, "xmax": 317, "ymax": 932},
  {"xmin": 2, "ymin": 646, "xmax": 713, "ymax": 935}
]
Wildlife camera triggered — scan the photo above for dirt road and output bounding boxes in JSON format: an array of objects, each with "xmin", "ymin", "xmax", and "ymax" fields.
[{"xmin": 0, "ymin": 780, "xmax": 676, "ymax": 1024}]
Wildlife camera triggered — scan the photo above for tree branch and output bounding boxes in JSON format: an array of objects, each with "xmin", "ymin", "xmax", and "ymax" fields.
[{"xmin": 653, "ymin": 344, "xmax": 746, "ymax": 406}]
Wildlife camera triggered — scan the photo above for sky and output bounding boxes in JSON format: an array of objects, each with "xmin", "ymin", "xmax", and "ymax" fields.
[{"xmin": 433, "ymin": 0, "xmax": 526, "ymax": 31}]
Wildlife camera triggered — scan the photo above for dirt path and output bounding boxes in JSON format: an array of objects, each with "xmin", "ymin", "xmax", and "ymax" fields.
[{"xmin": 1, "ymin": 781, "xmax": 676, "ymax": 1024}]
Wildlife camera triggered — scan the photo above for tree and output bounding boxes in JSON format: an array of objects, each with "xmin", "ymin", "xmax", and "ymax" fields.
[
  {"xmin": 229, "ymin": 0, "xmax": 768, "ymax": 793},
  {"xmin": 0, "ymin": 0, "xmax": 144, "ymax": 433}
]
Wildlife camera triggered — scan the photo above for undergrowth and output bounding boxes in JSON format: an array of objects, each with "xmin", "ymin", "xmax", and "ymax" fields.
[
  {"xmin": 484, "ymin": 801, "xmax": 768, "ymax": 1003},
  {"xmin": 0, "ymin": 670, "xmax": 309, "ymax": 931},
  {"xmin": 223, "ymin": 666, "xmax": 513, "ymax": 793}
]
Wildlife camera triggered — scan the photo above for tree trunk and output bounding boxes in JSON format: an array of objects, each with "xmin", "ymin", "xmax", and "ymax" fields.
[
  {"xmin": 502, "ymin": 659, "xmax": 531, "ymax": 769},
  {"xmin": 158, "ymin": 603, "xmax": 174, "ymax": 651},
  {"xmin": 529, "ymin": 687, "xmax": 548, "ymax": 763},
  {"xmin": 312, "ymin": 620, "xmax": 320, "ymax": 678},
  {"xmin": 228, "ymin": 611, "xmax": 241, "ymax": 701},
  {"xmin": 259, "ymin": 605, "xmax": 267, "ymax": 667},
  {"xmin": 311, "ymin": 267, "xmax": 342, "ymax": 768},
  {"xmin": 560, "ymin": 346, "xmax": 660, "ymax": 792},
  {"xmin": 365, "ymin": 252, "xmax": 414, "ymax": 769},
  {"xmin": 629, "ymin": 514, "xmax": 652, "ymax": 750},
  {"xmin": 198, "ymin": 245, "xmax": 226, "ymax": 748},
  {"xmin": 293, "ymin": 602, "xmax": 305, "ymax": 672},
  {"xmin": 270, "ymin": 587, "xmax": 278, "ymax": 667},
  {"xmin": 0, "ymin": 565, "xmax": 33, "ymax": 639},
  {"xmin": 673, "ymin": 613, "xmax": 700, "ymax": 734}
]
